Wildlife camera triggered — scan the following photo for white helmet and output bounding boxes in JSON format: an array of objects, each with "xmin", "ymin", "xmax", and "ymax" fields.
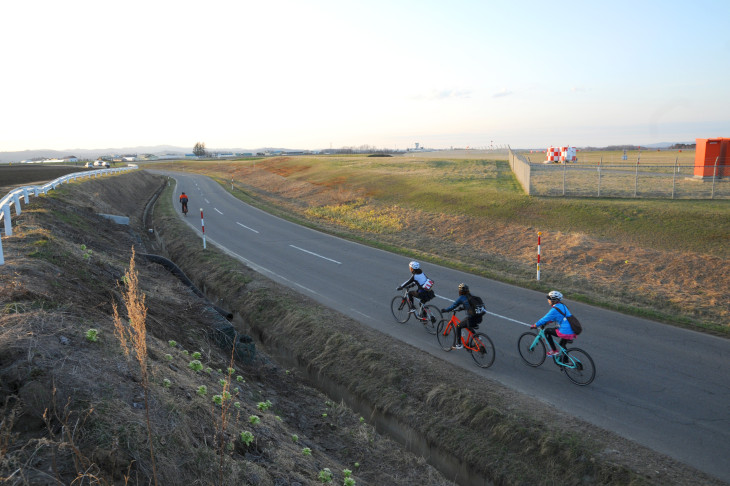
[
  {"xmin": 547, "ymin": 290, "xmax": 563, "ymax": 302},
  {"xmin": 409, "ymin": 261, "xmax": 420, "ymax": 270}
]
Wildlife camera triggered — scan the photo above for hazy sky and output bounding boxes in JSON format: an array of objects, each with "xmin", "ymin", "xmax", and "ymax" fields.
[{"xmin": 2, "ymin": 0, "xmax": 729, "ymax": 152}]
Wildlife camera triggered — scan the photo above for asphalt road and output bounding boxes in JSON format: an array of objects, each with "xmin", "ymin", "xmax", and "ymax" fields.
[{"xmin": 158, "ymin": 171, "xmax": 730, "ymax": 483}]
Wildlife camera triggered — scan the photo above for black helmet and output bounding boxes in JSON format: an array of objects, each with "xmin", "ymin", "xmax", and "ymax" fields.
[{"xmin": 458, "ymin": 283, "xmax": 469, "ymax": 295}]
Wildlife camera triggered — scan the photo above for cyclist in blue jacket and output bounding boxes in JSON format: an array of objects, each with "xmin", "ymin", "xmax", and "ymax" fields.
[
  {"xmin": 532, "ymin": 290, "xmax": 576, "ymax": 356},
  {"xmin": 440, "ymin": 283, "xmax": 479, "ymax": 350}
]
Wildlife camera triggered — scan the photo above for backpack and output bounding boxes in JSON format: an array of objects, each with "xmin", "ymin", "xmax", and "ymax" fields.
[
  {"xmin": 467, "ymin": 295, "xmax": 487, "ymax": 324},
  {"xmin": 554, "ymin": 306, "xmax": 582, "ymax": 335}
]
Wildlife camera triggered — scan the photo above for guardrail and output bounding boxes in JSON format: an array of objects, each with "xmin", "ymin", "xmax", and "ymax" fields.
[{"xmin": 0, "ymin": 166, "xmax": 135, "ymax": 265}]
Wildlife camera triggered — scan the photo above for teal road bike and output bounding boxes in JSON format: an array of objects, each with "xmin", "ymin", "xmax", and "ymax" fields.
[{"xmin": 517, "ymin": 326, "xmax": 596, "ymax": 386}]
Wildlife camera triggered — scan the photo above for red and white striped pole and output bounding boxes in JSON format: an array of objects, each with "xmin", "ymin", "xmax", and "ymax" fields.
[
  {"xmin": 200, "ymin": 208, "xmax": 206, "ymax": 249},
  {"xmin": 537, "ymin": 231, "xmax": 541, "ymax": 281}
]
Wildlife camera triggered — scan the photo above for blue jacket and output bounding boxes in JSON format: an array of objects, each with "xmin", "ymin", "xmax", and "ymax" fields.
[
  {"xmin": 535, "ymin": 302, "xmax": 575, "ymax": 335},
  {"xmin": 443, "ymin": 294, "xmax": 472, "ymax": 314}
]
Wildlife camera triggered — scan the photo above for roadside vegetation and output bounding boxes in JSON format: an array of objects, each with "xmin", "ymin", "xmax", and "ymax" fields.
[{"xmin": 151, "ymin": 155, "xmax": 729, "ymax": 334}]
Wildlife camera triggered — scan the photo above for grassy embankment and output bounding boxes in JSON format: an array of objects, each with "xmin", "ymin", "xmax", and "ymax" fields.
[{"xmin": 148, "ymin": 154, "xmax": 729, "ymax": 334}]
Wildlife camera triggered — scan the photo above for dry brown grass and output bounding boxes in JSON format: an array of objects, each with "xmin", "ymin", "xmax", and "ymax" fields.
[{"xmin": 112, "ymin": 247, "xmax": 158, "ymax": 486}]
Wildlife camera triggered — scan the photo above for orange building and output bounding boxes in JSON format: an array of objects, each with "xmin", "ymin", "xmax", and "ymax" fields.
[{"xmin": 694, "ymin": 138, "xmax": 730, "ymax": 178}]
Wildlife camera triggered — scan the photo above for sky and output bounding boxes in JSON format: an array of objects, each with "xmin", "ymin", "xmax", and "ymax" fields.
[{"xmin": 2, "ymin": 0, "xmax": 729, "ymax": 152}]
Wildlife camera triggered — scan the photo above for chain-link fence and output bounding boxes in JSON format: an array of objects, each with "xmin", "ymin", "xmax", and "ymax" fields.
[{"xmin": 508, "ymin": 149, "xmax": 729, "ymax": 199}]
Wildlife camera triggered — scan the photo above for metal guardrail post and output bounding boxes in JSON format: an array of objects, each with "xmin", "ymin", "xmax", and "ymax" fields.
[
  {"xmin": 672, "ymin": 157, "xmax": 678, "ymax": 199},
  {"xmin": 711, "ymin": 156, "xmax": 719, "ymax": 199},
  {"xmin": 3, "ymin": 206, "xmax": 12, "ymax": 236},
  {"xmin": 597, "ymin": 157, "xmax": 602, "ymax": 197}
]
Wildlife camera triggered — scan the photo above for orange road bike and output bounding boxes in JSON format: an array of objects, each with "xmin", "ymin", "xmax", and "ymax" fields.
[
  {"xmin": 436, "ymin": 308, "xmax": 495, "ymax": 368},
  {"xmin": 390, "ymin": 284, "xmax": 442, "ymax": 334}
]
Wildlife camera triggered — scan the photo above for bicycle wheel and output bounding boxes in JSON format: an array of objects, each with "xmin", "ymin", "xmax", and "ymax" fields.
[
  {"xmin": 436, "ymin": 320, "xmax": 455, "ymax": 351},
  {"xmin": 420, "ymin": 305, "xmax": 442, "ymax": 335},
  {"xmin": 469, "ymin": 332, "xmax": 495, "ymax": 369},
  {"xmin": 517, "ymin": 332, "xmax": 546, "ymax": 367},
  {"xmin": 562, "ymin": 348, "xmax": 596, "ymax": 386},
  {"xmin": 390, "ymin": 296, "xmax": 411, "ymax": 323}
]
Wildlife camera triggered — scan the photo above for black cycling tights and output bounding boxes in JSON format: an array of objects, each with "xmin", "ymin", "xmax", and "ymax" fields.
[{"xmin": 545, "ymin": 328, "xmax": 568, "ymax": 352}]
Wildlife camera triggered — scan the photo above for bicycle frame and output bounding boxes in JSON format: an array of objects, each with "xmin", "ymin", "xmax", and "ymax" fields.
[
  {"xmin": 441, "ymin": 312, "xmax": 480, "ymax": 352},
  {"xmin": 528, "ymin": 327, "xmax": 579, "ymax": 369}
]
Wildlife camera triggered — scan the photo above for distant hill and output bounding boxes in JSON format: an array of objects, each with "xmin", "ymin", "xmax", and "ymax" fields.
[{"xmin": 0, "ymin": 145, "xmax": 308, "ymax": 163}]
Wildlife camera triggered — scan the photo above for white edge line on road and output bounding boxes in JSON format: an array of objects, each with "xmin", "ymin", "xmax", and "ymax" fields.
[
  {"xmin": 236, "ymin": 222, "xmax": 260, "ymax": 233},
  {"xmin": 214, "ymin": 208, "xmax": 223, "ymax": 215},
  {"xmin": 435, "ymin": 294, "xmax": 530, "ymax": 327},
  {"xmin": 205, "ymin": 236, "xmax": 321, "ymax": 297},
  {"xmin": 289, "ymin": 245, "xmax": 341, "ymax": 264},
  {"xmin": 205, "ymin": 198, "xmax": 210, "ymax": 204},
  {"xmin": 350, "ymin": 308, "xmax": 373, "ymax": 319}
]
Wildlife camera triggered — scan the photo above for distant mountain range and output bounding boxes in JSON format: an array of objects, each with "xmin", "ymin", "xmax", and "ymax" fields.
[
  {"xmin": 0, "ymin": 142, "xmax": 696, "ymax": 164},
  {"xmin": 0, "ymin": 145, "xmax": 291, "ymax": 164}
]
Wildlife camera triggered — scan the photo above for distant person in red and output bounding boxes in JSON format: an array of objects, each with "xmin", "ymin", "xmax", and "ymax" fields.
[{"xmin": 179, "ymin": 192, "xmax": 189, "ymax": 213}]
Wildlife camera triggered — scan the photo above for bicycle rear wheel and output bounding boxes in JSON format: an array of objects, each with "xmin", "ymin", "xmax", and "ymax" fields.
[
  {"xmin": 436, "ymin": 320, "xmax": 455, "ymax": 351},
  {"xmin": 390, "ymin": 296, "xmax": 411, "ymax": 323},
  {"xmin": 419, "ymin": 305, "xmax": 442, "ymax": 335},
  {"xmin": 517, "ymin": 332, "xmax": 546, "ymax": 367},
  {"xmin": 469, "ymin": 332, "xmax": 495, "ymax": 368},
  {"xmin": 562, "ymin": 348, "xmax": 596, "ymax": 386}
]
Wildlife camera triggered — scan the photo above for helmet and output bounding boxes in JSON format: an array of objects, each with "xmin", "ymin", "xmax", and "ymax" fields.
[
  {"xmin": 458, "ymin": 283, "xmax": 469, "ymax": 294},
  {"xmin": 182, "ymin": 192, "xmax": 186, "ymax": 194},
  {"xmin": 409, "ymin": 261, "xmax": 420, "ymax": 270},
  {"xmin": 547, "ymin": 290, "xmax": 563, "ymax": 302}
]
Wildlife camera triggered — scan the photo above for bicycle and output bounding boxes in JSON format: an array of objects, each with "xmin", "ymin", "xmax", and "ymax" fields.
[
  {"xmin": 390, "ymin": 284, "xmax": 442, "ymax": 335},
  {"xmin": 436, "ymin": 307, "xmax": 495, "ymax": 368},
  {"xmin": 517, "ymin": 326, "xmax": 596, "ymax": 385},
  {"xmin": 181, "ymin": 201, "xmax": 188, "ymax": 216}
]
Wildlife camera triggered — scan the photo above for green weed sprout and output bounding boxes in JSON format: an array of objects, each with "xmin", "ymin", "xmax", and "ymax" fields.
[
  {"xmin": 188, "ymin": 360, "xmax": 203, "ymax": 372},
  {"xmin": 162, "ymin": 379, "xmax": 171, "ymax": 388},
  {"xmin": 285, "ymin": 370, "xmax": 290, "ymax": 375},
  {"xmin": 205, "ymin": 367, "xmax": 213, "ymax": 374},
  {"xmin": 249, "ymin": 415, "xmax": 260, "ymax": 425},
  {"xmin": 191, "ymin": 351, "xmax": 202, "ymax": 359},
  {"xmin": 196, "ymin": 385, "xmax": 208, "ymax": 396},
  {"xmin": 344, "ymin": 478, "xmax": 356, "ymax": 486},
  {"xmin": 80, "ymin": 244, "xmax": 93, "ymax": 260},
  {"xmin": 343, "ymin": 469, "xmax": 352, "ymax": 478},
  {"xmin": 234, "ymin": 401, "xmax": 241, "ymax": 409},
  {"xmin": 318, "ymin": 468, "xmax": 333, "ymax": 483},
  {"xmin": 359, "ymin": 417, "xmax": 365, "ymax": 423},
  {"xmin": 240, "ymin": 431, "xmax": 254, "ymax": 446},
  {"xmin": 85, "ymin": 329, "xmax": 99, "ymax": 342},
  {"xmin": 227, "ymin": 367, "xmax": 235, "ymax": 375},
  {"xmin": 181, "ymin": 350, "xmax": 189, "ymax": 356},
  {"xmin": 275, "ymin": 415, "xmax": 282, "ymax": 422},
  {"xmin": 212, "ymin": 395, "xmax": 223, "ymax": 406},
  {"xmin": 257, "ymin": 400, "xmax": 272, "ymax": 411},
  {"xmin": 292, "ymin": 434, "xmax": 299, "ymax": 442},
  {"xmin": 354, "ymin": 462, "xmax": 359, "ymax": 468},
  {"xmin": 222, "ymin": 391, "xmax": 231, "ymax": 401},
  {"xmin": 217, "ymin": 368, "xmax": 222, "ymax": 374},
  {"xmin": 236, "ymin": 375, "xmax": 244, "ymax": 382},
  {"xmin": 302, "ymin": 447, "xmax": 312, "ymax": 456},
  {"xmin": 219, "ymin": 378, "xmax": 227, "ymax": 387},
  {"xmin": 322, "ymin": 413, "xmax": 328, "ymax": 418},
  {"xmin": 168, "ymin": 340, "xmax": 177, "ymax": 347},
  {"xmin": 165, "ymin": 354, "xmax": 173, "ymax": 361}
]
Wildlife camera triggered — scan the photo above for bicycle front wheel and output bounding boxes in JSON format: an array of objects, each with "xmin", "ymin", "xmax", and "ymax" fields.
[
  {"xmin": 469, "ymin": 333, "xmax": 495, "ymax": 369},
  {"xmin": 562, "ymin": 348, "xmax": 596, "ymax": 386},
  {"xmin": 436, "ymin": 320, "xmax": 455, "ymax": 351},
  {"xmin": 420, "ymin": 305, "xmax": 442, "ymax": 335},
  {"xmin": 390, "ymin": 296, "xmax": 411, "ymax": 323},
  {"xmin": 517, "ymin": 332, "xmax": 546, "ymax": 367}
]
